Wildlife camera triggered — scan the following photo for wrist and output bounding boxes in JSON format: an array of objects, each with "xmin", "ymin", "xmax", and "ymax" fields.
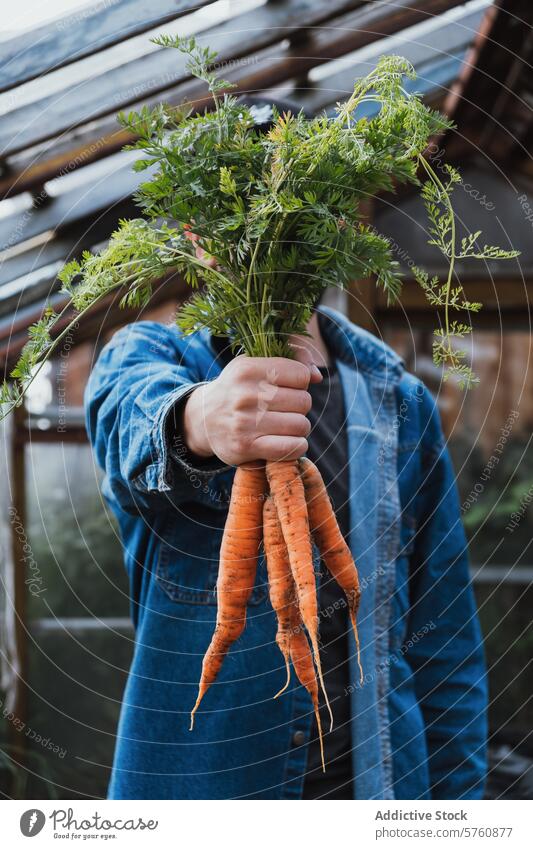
[{"xmin": 182, "ymin": 384, "xmax": 213, "ymax": 458}]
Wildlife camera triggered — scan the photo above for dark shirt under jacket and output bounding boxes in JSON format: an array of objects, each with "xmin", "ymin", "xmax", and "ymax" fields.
[{"xmin": 301, "ymin": 363, "xmax": 353, "ymax": 800}]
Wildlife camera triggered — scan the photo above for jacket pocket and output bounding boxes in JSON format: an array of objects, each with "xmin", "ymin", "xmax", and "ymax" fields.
[{"xmin": 155, "ymin": 525, "xmax": 268, "ymax": 606}]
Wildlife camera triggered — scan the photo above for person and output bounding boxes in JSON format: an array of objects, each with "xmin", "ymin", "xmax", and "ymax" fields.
[{"xmin": 85, "ymin": 101, "xmax": 487, "ymax": 801}]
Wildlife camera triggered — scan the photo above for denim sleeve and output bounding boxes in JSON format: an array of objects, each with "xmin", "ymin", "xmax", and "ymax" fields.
[
  {"xmin": 84, "ymin": 321, "xmax": 232, "ymax": 515},
  {"xmin": 405, "ymin": 385, "xmax": 488, "ymax": 800}
]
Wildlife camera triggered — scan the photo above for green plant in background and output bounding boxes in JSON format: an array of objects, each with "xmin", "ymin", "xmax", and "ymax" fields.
[
  {"xmin": 0, "ymin": 38, "xmax": 520, "ymax": 415},
  {"xmin": 452, "ymin": 436, "xmax": 533, "ymax": 567}
]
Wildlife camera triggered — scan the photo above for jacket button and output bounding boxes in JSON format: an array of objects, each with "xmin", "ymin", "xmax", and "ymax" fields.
[{"xmin": 292, "ymin": 730, "xmax": 306, "ymax": 747}]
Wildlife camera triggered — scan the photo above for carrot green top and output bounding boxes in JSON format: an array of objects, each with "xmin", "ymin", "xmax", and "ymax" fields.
[{"xmin": 1, "ymin": 38, "xmax": 519, "ymax": 417}]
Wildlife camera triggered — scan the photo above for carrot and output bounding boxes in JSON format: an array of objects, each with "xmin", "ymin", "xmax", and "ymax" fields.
[
  {"xmin": 190, "ymin": 461, "xmax": 266, "ymax": 729},
  {"xmin": 263, "ymin": 495, "xmax": 294, "ymax": 698},
  {"xmin": 289, "ymin": 608, "xmax": 326, "ymax": 772},
  {"xmin": 263, "ymin": 494, "xmax": 325, "ymax": 770},
  {"xmin": 299, "ymin": 456, "xmax": 363, "ymax": 683},
  {"xmin": 265, "ymin": 459, "xmax": 333, "ymax": 731}
]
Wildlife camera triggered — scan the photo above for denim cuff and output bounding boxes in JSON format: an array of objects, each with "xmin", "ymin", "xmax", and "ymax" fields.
[{"xmin": 164, "ymin": 383, "xmax": 231, "ymax": 478}]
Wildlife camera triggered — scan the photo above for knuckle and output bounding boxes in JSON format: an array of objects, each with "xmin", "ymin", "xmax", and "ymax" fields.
[
  {"xmin": 282, "ymin": 436, "xmax": 307, "ymax": 459},
  {"xmin": 271, "ymin": 357, "xmax": 310, "ymax": 389},
  {"xmin": 232, "ymin": 393, "xmax": 248, "ymax": 413},
  {"xmin": 275, "ymin": 439, "xmax": 293, "ymax": 459},
  {"xmin": 232, "ymin": 411, "xmax": 251, "ymax": 437},
  {"xmin": 289, "ymin": 415, "xmax": 310, "ymax": 437},
  {"xmin": 265, "ymin": 361, "xmax": 280, "ymax": 384},
  {"xmin": 232, "ymin": 387, "xmax": 254, "ymax": 412},
  {"xmin": 229, "ymin": 435, "xmax": 247, "ymax": 458},
  {"xmin": 233, "ymin": 357, "xmax": 255, "ymax": 380}
]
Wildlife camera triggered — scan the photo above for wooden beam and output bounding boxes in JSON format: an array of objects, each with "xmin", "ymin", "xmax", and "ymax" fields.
[
  {"xmin": 0, "ymin": 0, "xmax": 216, "ymax": 93},
  {"xmin": 0, "ymin": 0, "xmax": 369, "ymax": 158},
  {"xmin": 442, "ymin": 0, "xmax": 533, "ymax": 163},
  {"xmin": 17, "ymin": 424, "xmax": 89, "ymax": 445},
  {"xmin": 0, "ymin": 158, "xmax": 140, "ymax": 253},
  {"xmin": 442, "ymin": 0, "xmax": 499, "ymax": 120},
  {"xmin": 0, "ymin": 274, "xmax": 188, "ymax": 369},
  {"xmin": 376, "ymin": 304, "xmax": 533, "ymax": 329},
  {"xmin": 0, "ymin": 406, "xmax": 28, "ymax": 770},
  {"xmin": 375, "ymin": 276, "xmax": 533, "ymax": 328},
  {"xmin": 0, "ymin": 0, "xmax": 468, "ymax": 198},
  {"xmin": 0, "ymin": 197, "xmax": 137, "ymax": 289}
]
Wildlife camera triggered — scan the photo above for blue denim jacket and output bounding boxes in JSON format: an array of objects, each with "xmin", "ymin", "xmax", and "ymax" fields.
[{"xmin": 85, "ymin": 305, "xmax": 487, "ymax": 800}]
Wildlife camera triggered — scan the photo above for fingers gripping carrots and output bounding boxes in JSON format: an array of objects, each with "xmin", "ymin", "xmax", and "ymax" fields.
[{"xmin": 191, "ymin": 457, "xmax": 363, "ymax": 771}]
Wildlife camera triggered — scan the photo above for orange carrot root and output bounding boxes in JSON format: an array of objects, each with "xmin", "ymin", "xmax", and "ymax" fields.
[
  {"xmin": 190, "ymin": 462, "xmax": 266, "ymax": 729},
  {"xmin": 266, "ymin": 459, "xmax": 333, "ymax": 731},
  {"xmin": 299, "ymin": 456, "xmax": 363, "ymax": 684},
  {"xmin": 190, "ymin": 454, "xmax": 357, "ymax": 761},
  {"xmin": 290, "ymin": 615, "xmax": 326, "ymax": 773},
  {"xmin": 273, "ymin": 656, "xmax": 291, "ymax": 700},
  {"xmin": 263, "ymin": 495, "xmax": 294, "ymax": 698},
  {"xmin": 264, "ymin": 495, "xmax": 326, "ymax": 768}
]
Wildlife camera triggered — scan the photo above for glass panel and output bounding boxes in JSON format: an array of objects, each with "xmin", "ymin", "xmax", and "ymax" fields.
[
  {"xmin": 383, "ymin": 327, "xmax": 533, "ymax": 569},
  {"xmin": 24, "ymin": 626, "xmax": 132, "ymax": 799},
  {"xmin": 25, "ymin": 442, "xmax": 129, "ymax": 620},
  {"xmin": 2, "ymin": 3, "xmax": 87, "ymax": 37},
  {"xmin": 25, "ymin": 340, "xmax": 92, "ymax": 424},
  {"xmin": 383, "ymin": 324, "xmax": 532, "ymax": 770},
  {"xmin": 474, "ymin": 582, "xmax": 532, "ymax": 743}
]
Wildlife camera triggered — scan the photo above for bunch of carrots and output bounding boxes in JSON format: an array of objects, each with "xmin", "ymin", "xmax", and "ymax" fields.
[{"xmin": 191, "ymin": 457, "xmax": 363, "ymax": 769}]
